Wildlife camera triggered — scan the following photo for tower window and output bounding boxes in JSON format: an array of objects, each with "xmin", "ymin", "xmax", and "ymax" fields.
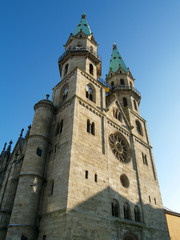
[
  {"xmin": 62, "ymin": 86, "xmax": 69, "ymax": 100},
  {"xmin": 89, "ymin": 64, "xmax": 94, "ymax": 75},
  {"xmin": 120, "ymin": 79, "xmax": 125, "ymax": 85},
  {"xmin": 36, "ymin": 148, "xmax": 42, "ymax": 157},
  {"xmin": 49, "ymin": 179, "xmax": 54, "ymax": 196},
  {"xmin": 133, "ymin": 100, "xmax": 137, "ymax": 110},
  {"xmin": 87, "ymin": 119, "xmax": 90, "ymax": 133},
  {"xmin": 85, "ymin": 170, "xmax": 88, "ymax": 179},
  {"xmin": 111, "ymin": 81, "xmax": 114, "ymax": 87},
  {"xmin": 60, "ymin": 120, "xmax": 63, "ymax": 133},
  {"xmin": 154, "ymin": 198, "xmax": 157, "ymax": 205},
  {"xmin": 134, "ymin": 206, "xmax": 141, "ymax": 222},
  {"xmin": 113, "ymin": 108, "xmax": 122, "ymax": 122},
  {"xmin": 136, "ymin": 120, "xmax": 143, "ymax": 136},
  {"xmin": 123, "ymin": 97, "xmax": 128, "ymax": 107},
  {"xmin": 64, "ymin": 64, "xmax": 68, "ymax": 76},
  {"xmin": 123, "ymin": 202, "xmax": 131, "ymax": 220},
  {"xmin": 142, "ymin": 153, "xmax": 148, "ymax": 165},
  {"xmin": 86, "ymin": 84, "xmax": 94, "ymax": 101},
  {"xmin": 130, "ymin": 82, "xmax": 133, "ymax": 88},
  {"xmin": 149, "ymin": 196, "xmax": 151, "ymax": 203},
  {"xmin": 91, "ymin": 122, "xmax": 95, "ymax": 135},
  {"xmin": 111, "ymin": 199, "xmax": 119, "ymax": 217},
  {"xmin": 87, "ymin": 119, "xmax": 95, "ymax": 136},
  {"xmin": 95, "ymin": 174, "xmax": 97, "ymax": 182}
]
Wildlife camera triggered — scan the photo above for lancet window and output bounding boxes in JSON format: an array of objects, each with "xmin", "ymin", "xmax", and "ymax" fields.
[{"xmin": 111, "ymin": 199, "xmax": 119, "ymax": 217}]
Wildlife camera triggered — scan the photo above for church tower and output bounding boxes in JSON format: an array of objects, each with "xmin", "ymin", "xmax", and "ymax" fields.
[{"xmin": 0, "ymin": 14, "xmax": 169, "ymax": 240}]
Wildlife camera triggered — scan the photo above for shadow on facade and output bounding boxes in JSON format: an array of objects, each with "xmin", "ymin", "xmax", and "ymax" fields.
[{"xmin": 38, "ymin": 186, "xmax": 169, "ymax": 240}]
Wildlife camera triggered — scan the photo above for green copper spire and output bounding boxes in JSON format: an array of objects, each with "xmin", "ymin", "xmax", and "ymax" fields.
[
  {"xmin": 73, "ymin": 13, "xmax": 92, "ymax": 36},
  {"xmin": 108, "ymin": 43, "xmax": 128, "ymax": 73}
]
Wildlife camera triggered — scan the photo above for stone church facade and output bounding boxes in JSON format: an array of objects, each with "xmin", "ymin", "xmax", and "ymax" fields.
[{"xmin": 0, "ymin": 14, "xmax": 170, "ymax": 240}]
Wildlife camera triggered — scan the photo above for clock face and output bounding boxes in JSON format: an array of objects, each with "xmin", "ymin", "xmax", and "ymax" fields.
[{"xmin": 109, "ymin": 132, "xmax": 131, "ymax": 163}]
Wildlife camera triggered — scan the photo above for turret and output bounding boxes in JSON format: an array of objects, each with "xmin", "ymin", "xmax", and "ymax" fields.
[
  {"xmin": 6, "ymin": 95, "xmax": 54, "ymax": 240},
  {"xmin": 58, "ymin": 14, "xmax": 101, "ymax": 81},
  {"xmin": 106, "ymin": 44, "xmax": 141, "ymax": 113}
]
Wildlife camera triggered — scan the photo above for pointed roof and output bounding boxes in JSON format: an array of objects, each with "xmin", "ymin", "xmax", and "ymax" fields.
[
  {"xmin": 108, "ymin": 44, "xmax": 128, "ymax": 73},
  {"xmin": 73, "ymin": 13, "xmax": 92, "ymax": 36}
]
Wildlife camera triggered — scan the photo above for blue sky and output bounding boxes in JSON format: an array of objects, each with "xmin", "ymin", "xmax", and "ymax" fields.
[{"xmin": 1, "ymin": 0, "xmax": 180, "ymax": 213}]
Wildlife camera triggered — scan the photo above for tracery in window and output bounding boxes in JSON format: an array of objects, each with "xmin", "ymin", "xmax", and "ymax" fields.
[
  {"xmin": 109, "ymin": 132, "xmax": 131, "ymax": 163},
  {"xmin": 111, "ymin": 199, "xmax": 119, "ymax": 217}
]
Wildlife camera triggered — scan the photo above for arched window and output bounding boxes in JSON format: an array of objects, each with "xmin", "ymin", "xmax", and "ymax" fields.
[
  {"xmin": 124, "ymin": 202, "xmax": 131, "ymax": 220},
  {"xmin": 154, "ymin": 198, "xmax": 157, "ymax": 205},
  {"xmin": 111, "ymin": 81, "xmax": 114, "ymax": 87},
  {"xmin": 55, "ymin": 123, "xmax": 60, "ymax": 136},
  {"xmin": 36, "ymin": 148, "xmax": 42, "ymax": 157},
  {"xmin": 136, "ymin": 120, "xmax": 143, "ymax": 136},
  {"xmin": 134, "ymin": 206, "xmax": 140, "ymax": 222},
  {"xmin": 133, "ymin": 100, "xmax": 137, "ymax": 110},
  {"xmin": 64, "ymin": 64, "xmax": 68, "ymax": 76},
  {"xmin": 111, "ymin": 199, "xmax": 119, "ymax": 217},
  {"xmin": 49, "ymin": 179, "xmax": 54, "ymax": 196},
  {"xmin": 89, "ymin": 64, "xmax": 93, "ymax": 75},
  {"xmin": 91, "ymin": 122, "xmax": 95, "ymax": 135},
  {"xmin": 62, "ymin": 86, "xmax": 69, "ymax": 100},
  {"xmin": 120, "ymin": 79, "xmax": 125, "ymax": 85},
  {"xmin": 123, "ymin": 97, "xmax": 128, "ymax": 107},
  {"xmin": 60, "ymin": 120, "xmax": 63, "ymax": 133},
  {"xmin": 130, "ymin": 82, "xmax": 133, "ymax": 88},
  {"xmin": 86, "ymin": 84, "xmax": 94, "ymax": 101},
  {"xmin": 87, "ymin": 119, "xmax": 90, "ymax": 133}
]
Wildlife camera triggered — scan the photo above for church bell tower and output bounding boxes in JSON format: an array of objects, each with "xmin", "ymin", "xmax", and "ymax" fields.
[{"xmin": 2, "ymin": 14, "xmax": 169, "ymax": 240}]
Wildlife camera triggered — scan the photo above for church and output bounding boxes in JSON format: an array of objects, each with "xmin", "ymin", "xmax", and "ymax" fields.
[{"xmin": 0, "ymin": 14, "xmax": 170, "ymax": 240}]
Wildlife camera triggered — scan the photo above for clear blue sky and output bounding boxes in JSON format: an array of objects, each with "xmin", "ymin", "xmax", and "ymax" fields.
[{"xmin": 1, "ymin": 0, "xmax": 180, "ymax": 213}]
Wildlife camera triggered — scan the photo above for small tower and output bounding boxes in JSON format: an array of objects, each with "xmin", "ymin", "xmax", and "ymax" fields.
[
  {"xmin": 106, "ymin": 44, "xmax": 141, "ymax": 115},
  {"xmin": 6, "ymin": 97, "xmax": 54, "ymax": 240}
]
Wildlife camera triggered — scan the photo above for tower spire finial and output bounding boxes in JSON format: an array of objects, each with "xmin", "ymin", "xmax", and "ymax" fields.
[
  {"xmin": 82, "ymin": 11, "xmax": 86, "ymax": 19},
  {"xmin": 113, "ymin": 43, "xmax": 117, "ymax": 49}
]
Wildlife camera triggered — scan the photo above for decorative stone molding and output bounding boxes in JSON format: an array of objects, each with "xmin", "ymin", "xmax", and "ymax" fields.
[
  {"xmin": 107, "ymin": 119, "xmax": 130, "ymax": 137},
  {"xmin": 79, "ymin": 100, "xmax": 102, "ymax": 118},
  {"xmin": 81, "ymin": 71, "xmax": 101, "ymax": 88}
]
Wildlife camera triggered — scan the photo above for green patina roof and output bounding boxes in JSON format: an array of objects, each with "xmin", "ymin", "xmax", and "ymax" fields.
[
  {"xmin": 73, "ymin": 13, "xmax": 91, "ymax": 36},
  {"xmin": 108, "ymin": 44, "xmax": 128, "ymax": 73}
]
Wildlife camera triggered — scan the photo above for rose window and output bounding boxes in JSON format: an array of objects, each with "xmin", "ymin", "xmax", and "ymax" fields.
[{"xmin": 109, "ymin": 132, "xmax": 131, "ymax": 163}]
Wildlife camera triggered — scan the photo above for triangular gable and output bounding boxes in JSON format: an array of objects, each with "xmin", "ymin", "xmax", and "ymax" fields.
[{"xmin": 106, "ymin": 96, "xmax": 131, "ymax": 131}]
